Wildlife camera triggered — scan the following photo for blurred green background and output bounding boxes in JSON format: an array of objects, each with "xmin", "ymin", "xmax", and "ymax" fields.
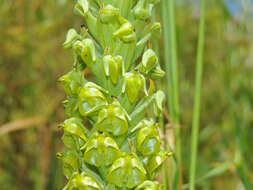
[{"xmin": 0, "ymin": 0, "xmax": 252, "ymax": 189}]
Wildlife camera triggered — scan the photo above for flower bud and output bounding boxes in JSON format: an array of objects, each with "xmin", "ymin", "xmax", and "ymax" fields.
[
  {"xmin": 152, "ymin": 90, "xmax": 166, "ymax": 116},
  {"xmin": 95, "ymin": 103, "xmax": 128, "ymax": 136},
  {"xmin": 134, "ymin": 0, "xmax": 151, "ymax": 20},
  {"xmin": 138, "ymin": 49, "xmax": 158, "ymax": 75},
  {"xmin": 107, "ymin": 154, "xmax": 147, "ymax": 188},
  {"xmin": 113, "ymin": 21, "xmax": 136, "ymax": 43},
  {"xmin": 154, "ymin": 90, "xmax": 166, "ymax": 112},
  {"xmin": 61, "ymin": 117, "xmax": 88, "ymax": 149},
  {"xmin": 73, "ymin": 39, "xmax": 96, "ymax": 66},
  {"xmin": 57, "ymin": 151, "xmax": 78, "ymax": 179},
  {"xmin": 136, "ymin": 121, "xmax": 161, "ymax": 156},
  {"xmin": 134, "ymin": 8, "xmax": 149, "ymax": 20},
  {"xmin": 151, "ymin": 22, "xmax": 161, "ymax": 34},
  {"xmin": 64, "ymin": 172, "xmax": 102, "ymax": 190},
  {"xmin": 62, "ymin": 97, "xmax": 80, "ymax": 118},
  {"xmin": 100, "ymin": 5, "xmax": 119, "ymax": 23},
  {"xmin": 143, "ymin": 151, "xmax": 170, "ymax": 178},
  {"xmin": 135, "ymin": 180, "xmax": 162, "ymax": 190},
  {"xmin": 63, "ymin": 28, "xmax": 80, "ymax": 49},
  {"xmin": 58, "ymin": 69, "xmax": 83, "ymax": 96},
  {"xmin": 74, "ymin": 0, "xmax": 88, "ymax": 17},
  {"xmin": 103, "ymin": 55, "xmax": 123, "ymax": 84},
  {"xmin": 149, "ymin": 66, "xmax": 165, "ymax": 80},
  {"xmin": 62, "ymin": 117, "xmax": 87, "ymax": 141},
  {"xmin": 122, "ymin": 71, "xmax": 147, "ymax": 103},
  {"xmin": 84, "ymin": 132, "xmax": 121, "ymax": 167},
  {"xmin": 78, "ymin": 82, "xmax": 107, "ymax": 116}
]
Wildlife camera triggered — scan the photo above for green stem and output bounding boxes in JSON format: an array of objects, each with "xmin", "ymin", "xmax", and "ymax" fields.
[
  {"xmin": 189, "ymin": 0, "xmax": 206, "ymax": 190},
  {"xmin": 161, "ymin": 0, "xmax": 182, "ymax": 188},
  {"xmin": 168, "ymin": 0, "xmax": 182, "ymax": 188},
  {"xmin": 161, "ymin": 0, "xmax": 173, "ymax": 118}
]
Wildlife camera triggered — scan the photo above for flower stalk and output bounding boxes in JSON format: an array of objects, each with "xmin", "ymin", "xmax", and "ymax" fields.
[{"xmin": 58, "ymin": 0, "xmax": 171, "ymax": 189}]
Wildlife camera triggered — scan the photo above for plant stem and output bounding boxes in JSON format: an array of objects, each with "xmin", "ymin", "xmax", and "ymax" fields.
[
  {"xmin": 189, "ymin": 0, "xmax": 206, "ymax": 190},
  {"xmin": 161, "ymin": 0, "xmax": 182, "ymax": 188},
  {"xmin": 161, "ymin": 0, "xmax": 173, "ymax": 116},
  {"xmin": 168, "ymin": 0, "xmax": 182, "ymax": 187}
]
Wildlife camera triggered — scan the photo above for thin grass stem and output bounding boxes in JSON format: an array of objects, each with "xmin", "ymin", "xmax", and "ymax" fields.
[
  {"xmin": 189, "ymin": 0, "xmax": 206, "ymax": 190},
  {"xmin": 161, "ymin": 0, "xmax": 182, "ymax": 188}
]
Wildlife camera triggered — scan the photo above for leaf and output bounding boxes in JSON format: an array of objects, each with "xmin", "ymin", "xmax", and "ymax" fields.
[
  {"xmin": 130, "ymin": 94, "xmax": 155, "ymax": 127},
  {"xmin": 182, "ymin": 162, "xmax": 233, "ymax": 189}
]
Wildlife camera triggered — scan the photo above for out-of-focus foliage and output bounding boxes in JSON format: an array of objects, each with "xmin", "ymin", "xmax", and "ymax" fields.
[
  {"xmin": 0, "ymin": 0, "xmax": 77, "ymax": 189},
  {"xmin": 0, "ymin": 0, "xmax": 252, "ymax": 190},
  {"xmin": 173, "ymin": 1, "xmax": 253, "ymax": 189}
]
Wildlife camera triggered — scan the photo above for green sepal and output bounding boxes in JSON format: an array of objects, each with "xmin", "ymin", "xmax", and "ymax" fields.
[
  {"xmin": 73, "ymin": 39, "xmax": 96, "ymax": 66},
  {"xmin": 57, "ymin": 151, "xmax": 79, "ymax": 179},
  {"xmin": 63, "ymin": 28, "xmax": 80, "ymax": 49},
  {"xmin": 63, "ymin": 172, "xmax": 102, "ymax": 190},
  {"xmin": 84, "ymin": 132, "xmax": 121, "ymax": 167},
  {"xmin": 153, "ymin": 90, "xmax": 166, "ymax": 116},
  {"xmin": 62, "ymin": 117, "xmax": 88, "ymax": 142},
  {"xmin": 78, "ymin": 82, "xmax": 108, "ymax": 116},
  {"xmin": 62, "ymin": 97, "xmax": 80, "ymax": 118},
  {"xmin": 100, "ymin": 5, "xmax": 120, "ymax": 24},
  {"xmin": 113, "ymin": 19, "xmax": 136, "ymax": 43},
  {"xmin": 58, "ymin": 69, "xmax": 83, "ymax": 96},
  {"xmin": 135, "ymin": 180, "xmax": 162, "ymax": 190},
  {"xmin": 103, "ymin": 55, "xmax": 124, "ymax": 84},
  {"xmin": 95, "ymin": 102, "xmax": 129, "ymax": 136},
  {"xmin": 137, "ymin": 49, "xmax": 158, "ymax": 75},
  {"xmin": 74, "ymin": 0, "xmax": 88, "ymax": 17},
  {"xmin": 133, "ymin": 0, "xmax": 152, "ymax": 21},
  {"xmin": 149, "ymin": 66, "xmax": 165, "ymax": 80},
  {"xmin": 107, "ymin": 153, "xmax": 147, "ymax": 188},
  {"xmin": 122, "ymin": 71, "xmax": 147, "ymax": 103},
  {"xmin": 143, "ymin": 151, "xmax": 171, "ymax": 179},
  {"xmin": 62, "ymin": 132, "xmax": 78, "ymax": 150},
  {"xmin": 135, "ymin": 120, "xmax": 161, "ymax": 156}
]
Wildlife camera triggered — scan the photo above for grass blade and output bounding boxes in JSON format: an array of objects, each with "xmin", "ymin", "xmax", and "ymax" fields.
[
  {"xmin": 161, "ymin": 0, "xmax": 182, "ymax": 188},
  {"xmin": 183, "ymin": 162, "xmax": 232, "ymax": 189},
  {"xmin": 189, "ymin": 0, "xmax": 206, "ymax": 190}
]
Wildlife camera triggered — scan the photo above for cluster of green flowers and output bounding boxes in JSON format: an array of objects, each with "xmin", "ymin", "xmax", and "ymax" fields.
[{"xmin": 58, "ymin": 0, "xmax": 170, "ymax": 189}]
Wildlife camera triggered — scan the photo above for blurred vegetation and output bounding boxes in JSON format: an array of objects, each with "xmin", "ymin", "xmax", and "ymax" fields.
[{"xmin": 0, "ymin": 0, "xmax": 252, "ymax": 190}]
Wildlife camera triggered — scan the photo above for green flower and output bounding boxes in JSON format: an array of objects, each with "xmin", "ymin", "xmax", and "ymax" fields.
[
  {"xmin": 136, "ymin": 120, "xmax": 161, "ymax": 156},
  {"xmin": 63, "ymin": 28, "xmax": 80, "ymax": 49},
  {"xmin": 103, "ymin": 55, "xmax": 124, "ymax": 84},
  {"xmin": 95, "ymin": 102, "xmax": 128, "ymax": 136},
  {"xmin": 107, "ymin": 154, "xmax": 147, "ymax": 188},
  {"xmin": 138, "ymin": 49, "xmax": 158, "ymax": 75},
  {"xmin": 63, "ymin": 172, "xmax": 102, "ymax": 190},
  {"xmin": 60, "ymin": 117, "xmax": 88, "ymax": 149},
  {"xmin": 84, "ymin": 132, "xmax": 121, "ymax": 167},
  {"xmin": 143, "ymin": 151, "xmax": 171, "ymax": 178},
  {"xmin": 78, "ymin": 82, "xmax": 107, "ymax": 116},
  {"xmin": 57, "ymin": 151, "xmax": 79, "ymax": 179},
  {"xmin": 122, "ymin": 71, "xmax": 147, "ymax": 103},
  {"xmin": 58, "ymin": 69, "xmax": 83, "ymax": 96},
  {"xmin": 100, "ymin": 5, "xmax": 120, "ymax": 23},
  {"xmin": 137, "ymin": 49, "xmax": 165, "ymax": 80},
  {"xmin": 113, "ymin": 18, "xmax": 136, "ymax": 43},
  {"xmin": 135, "ymin": 180, "xmax": 162, "ymax": 190},
  {"xmin": 73, "ymin": 39, "xmax": 96, "ymax": 66},
  {"xmin": 153, "ymin": 90, "xmax": 166, "ymax": 116}
]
